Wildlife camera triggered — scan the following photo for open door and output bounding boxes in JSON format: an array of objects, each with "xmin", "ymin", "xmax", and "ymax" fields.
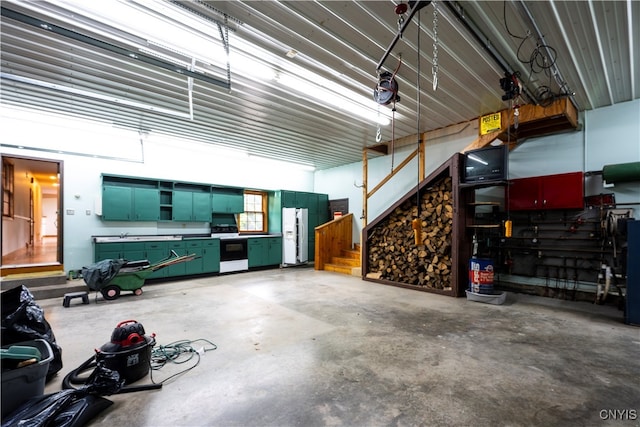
[{"xmin": 1, "ymin": 155, "xmax": 62, "ymax": 274}]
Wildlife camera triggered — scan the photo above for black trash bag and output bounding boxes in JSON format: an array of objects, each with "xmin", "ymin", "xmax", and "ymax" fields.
[
  {"xmin": 1, "ymin": 362, "xmax": 123, "ymax": 427},
  {"xmin": 0, "ymin": 389, "xmax": 112, "ymax": 427},
  {"xmin": 1, "ymin": 285, "xmax": 63, "ymax": 380},
  {"xmin": 81, "ymin": 259, "xmax": 126, "ymax": 291}
]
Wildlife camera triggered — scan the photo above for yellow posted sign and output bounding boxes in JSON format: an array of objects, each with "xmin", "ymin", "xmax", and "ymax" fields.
[{"xmin": 480, "ymin": 113, "xmax": 501, "ymax": 135}]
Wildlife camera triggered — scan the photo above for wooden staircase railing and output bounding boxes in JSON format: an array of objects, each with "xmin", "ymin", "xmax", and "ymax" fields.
[{"xmin": 314, "ymin": 213, "xmax": 354, "ymax": 271}]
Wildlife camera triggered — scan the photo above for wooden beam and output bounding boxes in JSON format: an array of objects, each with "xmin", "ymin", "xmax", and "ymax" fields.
[
  {"xmin": 368, "ymin": 148, "xmax": 418, "ymax": 198},
  {"xmin": 461, "ymin": 97, "xmax": 579, "ymax": 152},
  {"xmin": 461, "ymin": 129, "xmax": 504, "ymax": 153},
  {"xmin": 366, "ymin": 143, "xmax": 389, "ymax": 155},
  {"xmin": 362, "ymin": 149, "xmax": 368, "ymax": 228}
]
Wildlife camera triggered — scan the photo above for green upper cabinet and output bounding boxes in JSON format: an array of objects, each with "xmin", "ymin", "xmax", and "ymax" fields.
[
  {"xmin": 133, "ymin": 188, "xmax": 161, "ymax": 221},
  {"xmin": 281, "ymin": 190, "xmax": 309, "ymax": 208},
  {"xmin": 317, "ymin": 193, "xmax": 329, "ymax": 223},
  {"xmin": 268, "ymin": 190, "xmax": 329, "ymax": 233},
  {"xmin": 102, "ymin": 185, "xmax": 159, "ymax": 221},
  {"xmin": 172, "ymin": 186, "xmax": 212, "ymax": 222},
  {"xmin": 102, "ymin": 186, "xmax": 132, "ymax": 221},
  {"xmin": 211, "ymin": 187, "xmax": 244, "ymax": 213}
]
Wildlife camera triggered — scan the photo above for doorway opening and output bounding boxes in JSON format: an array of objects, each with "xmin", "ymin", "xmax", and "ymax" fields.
[{"xmin": 1, "ymin": 155, "xmax": 63, "ymax": 273}]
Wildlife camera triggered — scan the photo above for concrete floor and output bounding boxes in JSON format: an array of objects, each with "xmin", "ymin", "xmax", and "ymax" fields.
[{"xmin": 30, "ymin": 267, "xmax": 640, "ymax": 426}]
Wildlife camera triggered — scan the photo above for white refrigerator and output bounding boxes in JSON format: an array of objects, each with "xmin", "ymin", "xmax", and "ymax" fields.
[{"xmin": 282, "ymin": 208, "xmax": 308, "ymax": 266}]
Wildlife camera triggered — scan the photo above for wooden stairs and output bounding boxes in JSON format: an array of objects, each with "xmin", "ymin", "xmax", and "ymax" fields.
[{"xmin": 323, "ymin": 244, "xmax": 361, "ymax": 276}]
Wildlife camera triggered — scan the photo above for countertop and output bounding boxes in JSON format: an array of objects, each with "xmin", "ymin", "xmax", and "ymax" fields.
[{"xmin": 93, "ymin": 234, "xmax": 282, "ymax": 243}]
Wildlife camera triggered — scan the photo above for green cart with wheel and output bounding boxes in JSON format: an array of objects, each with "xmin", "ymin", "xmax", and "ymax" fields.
[{"xmin": 82, "ymin": 251, "xmax": 197, "ymax": 300}]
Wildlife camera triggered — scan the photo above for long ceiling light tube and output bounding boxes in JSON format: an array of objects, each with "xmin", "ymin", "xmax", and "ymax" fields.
[
  {"xmin": 1, "ymin": 72, "xmax": 193, "ymax": 120},
  {"xmin": 0, "ymin": 6, "xmax": 230, "ymax": 90},
  {"xmin": 627, "ymin": 0, "xmax": 636, "ymax": 99}
]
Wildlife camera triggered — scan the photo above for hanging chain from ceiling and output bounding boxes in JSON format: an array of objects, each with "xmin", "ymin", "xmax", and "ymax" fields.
[{"xmin": 432, "ymin": 1, "xmax": 439, "ymax": 91}]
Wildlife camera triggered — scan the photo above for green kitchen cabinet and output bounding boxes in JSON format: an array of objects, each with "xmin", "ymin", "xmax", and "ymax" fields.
[
  {"xmin": 94, "ymin": 241, "xmax": 144, "ymax": 262},
  {"xmin": 317, "ymin": 193, "xmax": 329, "ymax": 223},
  {"xmin": 102, "ymin": 186, "xmax": 159, "ymax": 221},
  {"xmin": 165, "ymin": 241, "xmax": 187, "ymax": 277},
  {"xmin": 101, "ymin": 186, "xmax": 132, "ymax": 221},
  {"xmin": 172, "ymin": 190, "xmax": 211, "ymax": 222},
  {"xmin": 184, "ymin": 240, "xmax": 205, "ymax": 275},
  {"xmin": 211, "ymin": 188, "xmax": 244, "ymax": 213},
  {"xmin": 248, "ymin": 237, "xmax": 282, "ymax": 267},
  {"xmin": 308, "ymin": 236, "xmax": 315, "ymax": 262},
  {"xmin": 94, "ymin": 242, "xmax": 125, "ymax": 261},
  {"xmin": 266, "ymin": 237, "xmax": 282, "ymax": 266},
  {"xmin": 201, "ymin": 239, "xmax": 220, "ymax": 273},
  {"xmin": 132, "ymin": 188, "xmax": 161, "ymax": 220},
  {"xmin": 248, "ymin": 238, "xmax": 267, "ymax": 267},
  {"xmin": 281, "ymin": 191, "xmax": 310, "ymax": 209},
  {"xmin": 144, "ymin": 241, "xmax": 169, "ymax": 279}
]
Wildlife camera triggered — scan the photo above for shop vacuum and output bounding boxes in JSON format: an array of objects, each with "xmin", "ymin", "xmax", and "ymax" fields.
[
  {"xmin": 95, "ymin": 320, "xmax": 155, "ymax": 384},
  {"xmin": 63, "ymin": 320, "xmax": 161, "ymax": 393}
]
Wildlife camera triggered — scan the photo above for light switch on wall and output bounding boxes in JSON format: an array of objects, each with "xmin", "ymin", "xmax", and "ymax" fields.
[{"xmin": 66, "ymin": 209, "xmax": 74, "ymax": 215}]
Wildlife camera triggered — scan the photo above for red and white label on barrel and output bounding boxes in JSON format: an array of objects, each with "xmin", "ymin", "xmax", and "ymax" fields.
[{"xmin": 469, "ymin": 259, "xmax": 494, "ymax": 293}]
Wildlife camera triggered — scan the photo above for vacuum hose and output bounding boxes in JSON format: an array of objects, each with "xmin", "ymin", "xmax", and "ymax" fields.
[{"xmin": 63, "ymin": 354, "xmax": 161, "ymax": 394}]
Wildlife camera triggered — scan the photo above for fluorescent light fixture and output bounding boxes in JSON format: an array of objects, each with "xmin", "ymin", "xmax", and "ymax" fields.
[
  {"xmin": 49, "ymin": 0, "xmax": 390, "ymax": 126},
  {"xmin": 278, "ymin": 74, "xmax": 390, "ymax": 126}
]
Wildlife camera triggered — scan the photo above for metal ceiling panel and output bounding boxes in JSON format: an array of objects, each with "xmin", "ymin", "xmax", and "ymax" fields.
[{"xmin": 2, "ymin": 1, "xmax": 638, "ymax": 170}]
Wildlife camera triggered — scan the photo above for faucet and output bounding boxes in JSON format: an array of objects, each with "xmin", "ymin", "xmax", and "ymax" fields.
[{"xmin": 120, "ymin": 232, "xmax": 129, "ymax": 238}]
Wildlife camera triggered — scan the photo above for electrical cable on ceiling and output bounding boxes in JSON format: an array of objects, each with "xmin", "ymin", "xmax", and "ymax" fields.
[{"xmin": 502, "ymin": 1, "xmax": 570, "ymax": 104}]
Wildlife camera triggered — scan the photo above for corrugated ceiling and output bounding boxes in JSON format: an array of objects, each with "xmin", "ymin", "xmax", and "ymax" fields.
[{"xmin": 1, "ymin": 1, "xmax": 637, "ymax": 170}]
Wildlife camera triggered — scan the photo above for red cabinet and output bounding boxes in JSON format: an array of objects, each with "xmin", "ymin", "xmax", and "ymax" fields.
[{"xmin": 507, "ymin": 172, "xmax": 584, "ymax": 211}]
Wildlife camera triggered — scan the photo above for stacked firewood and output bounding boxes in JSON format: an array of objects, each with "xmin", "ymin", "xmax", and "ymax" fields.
[{"xmin": 367, "ymin": 177, "xmax": 453, "ymax": 289}]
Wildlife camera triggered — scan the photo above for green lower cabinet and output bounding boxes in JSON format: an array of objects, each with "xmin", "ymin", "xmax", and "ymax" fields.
[
  {"xmin": 248, "ymin": 237, "xmax": 282, "ymax": 268},
  {"xmin": 95, "ymin": 242, "xmax": 147, "ymax": 263},
  {"xmin": 165, "ymin": 241, "xmax": 187, "ymax": 277},
  {"xmin": 184, "ymin": 240, "xmax": 204, "ymax": 275},
  {"xmin": 121, "ymin": 242, "xmax": 146, "ymax": 263},
  {"xmin": 94, "ymin": 242, "xmax": 124, "ymax": 262},
  {"xmin": 144, "ymin": 241, "xmax": 169, "ymax": 279},
  {"xmin": 95, "ymin": 238, "xmax": 221, "ymax": 279},
  {"xmin": 248, "ymin": 238, "xmax": 267, "ymax": 268},
  {"xmin": 202, "ymin": 240, "xmax": 220, "ymax": 273},
  {"xmin": 267, "ymin": 237, "xmax": 282, "ymax": 265},
  {"xmin": 308, "ymin": 237, "xmax": 315, "ymax": 262}
]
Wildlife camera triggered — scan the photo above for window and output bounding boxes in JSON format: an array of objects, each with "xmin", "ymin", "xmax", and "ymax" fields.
[
  {"xmin": 2, "ymin": 159, "xmax": 14, "ymax": 218},
  {"xmin": 238, "ymin": 191, "xmax": 267, "ymax": 233}
]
